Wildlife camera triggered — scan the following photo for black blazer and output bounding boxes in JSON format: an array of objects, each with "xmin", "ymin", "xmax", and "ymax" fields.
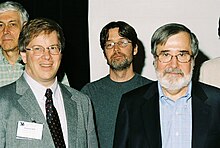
[{"xmin": 113, "ymin": 81, "xmax": 220, "ymax": 148}]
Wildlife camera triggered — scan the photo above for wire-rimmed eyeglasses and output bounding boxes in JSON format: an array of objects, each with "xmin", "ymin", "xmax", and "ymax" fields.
[
  {"xmin": 25, "ymin": 45, "xmax": 61, "ymax": 56},
  {"xmin": 105, "ymin": 39, "xmax": 132, "ymax": 50}
]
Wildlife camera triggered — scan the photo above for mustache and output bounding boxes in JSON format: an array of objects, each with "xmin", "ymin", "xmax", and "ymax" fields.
[
  {"xmin": 164, "ymin": 68, "xmax": 184, "ymax": 75},
  {"xmin": 111, "ymin": 52, "xmax": 124, "ymax": 58}
]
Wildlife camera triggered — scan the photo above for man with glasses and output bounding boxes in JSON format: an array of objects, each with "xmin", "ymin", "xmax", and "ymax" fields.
[
  {"xmin": 0, "ymin": 1, "xmax": 69, "ymax": 87},
  {"xmin": 81, "ymin": 21, "xmax": 152, "ymax": 148},
  {"xmin": 113, "ymin": 23, "xmax": 220, "ymax": 148},
  {"xmin": 0, "ymin": 18, "xmax": 98, "ymax": 148}
]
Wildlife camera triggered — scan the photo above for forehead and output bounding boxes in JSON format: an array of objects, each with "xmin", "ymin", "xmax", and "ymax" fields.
[
  {"xmin": 28, "ymin": 31, "xmax": 59, "ymax": 46},
  {"xmin": 107, "ymin": 27, "xmax": 122, "ymax": 40},
  {"xmin": 0, "ymin": 10, "xmax": 21, "ymax": 22},
  {"xmin": 157, "ymin": 32, "xmax": 191, "ymax": 53}
]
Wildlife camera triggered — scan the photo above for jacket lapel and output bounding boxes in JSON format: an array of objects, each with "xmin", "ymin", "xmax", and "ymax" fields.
[
  {"xmin": 15, "ymin": 76, "xmax": 55, "ymax": 147},
  {"xmin": 139, "ymin": 81, "xmax": 211, "ymax": 148},
  {"xmin": 60, "ymin": 84, "xmax": 77, "ymax": 147},
  {"xmin": 141, "ymin": 82, "xmax": 162, "ymax": 148},
  {"xmin": 191, "ymin": 83, "xmax": 211, "ymax": 148}
]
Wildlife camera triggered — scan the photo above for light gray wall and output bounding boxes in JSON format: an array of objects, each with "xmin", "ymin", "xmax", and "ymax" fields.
[{"xmin": 89, "ymin": 0, "xmax": 220, "ymax": 81}]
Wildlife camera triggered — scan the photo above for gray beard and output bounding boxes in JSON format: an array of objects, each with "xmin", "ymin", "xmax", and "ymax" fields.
[
  {"xmin": 156, "ymin": 70, "xmax": 192, "ymax": 91},
  {"xmin": 155, "ymin": 60, "xmax": 194, "ymax": 91},
  {"xmin": 108, "ymin": 58, "xmax": 132, "ymax": 71}
]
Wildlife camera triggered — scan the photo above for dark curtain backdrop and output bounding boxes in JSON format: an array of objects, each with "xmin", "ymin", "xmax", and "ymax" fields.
[{"xmin": 10, "ymin": 0, "xmax": 90, "ymax": 90}]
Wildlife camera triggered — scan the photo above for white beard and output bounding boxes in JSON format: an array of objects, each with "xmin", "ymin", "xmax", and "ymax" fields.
[{"xmin": 155, "ymin": 61, "xmax": 194, "ymax": 91}]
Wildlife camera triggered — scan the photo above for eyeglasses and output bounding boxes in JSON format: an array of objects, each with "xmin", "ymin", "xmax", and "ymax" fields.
[
  {"xmin": 105, "ymin": 39, "xmax": 132, "ymax": 50},
  {"xmin": 25, "ymin": 45, "xmax": 61, "ymax": 56},
  {"xmin": 156, "ymin": 51, "xmax": 193, "ymax": 63}
]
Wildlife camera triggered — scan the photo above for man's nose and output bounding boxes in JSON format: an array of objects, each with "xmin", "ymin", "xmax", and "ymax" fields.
[
  {"xmin": 42, "ymin": 49, "xmax": 52, "ymax": 60},
  {"xmin": 113, "ymin": 43, "xmax": 121, "ymax": 52},
  {"xmin": 2, "ymin": 25, "xmax": 10, "ymax": 34},
  {"xmin": 169, "ymin": 55, "xmax": 179, "ymax": 68}
]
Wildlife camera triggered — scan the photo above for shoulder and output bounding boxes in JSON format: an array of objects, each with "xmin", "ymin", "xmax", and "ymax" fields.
[
  {"xmin": 199, "ymin": 58, "xmax": 220, "ymax": 87},
  {"xmin": 60, "ymin": 83, "xmax": 91, "ymax": 104},
  {"xmin": 60, "ymin": 84, "xmax": 94, "ymax": 116},
  {"xmin": 135, "ymin": 73, "xmax": 152, "ymax": 83},
  {"xmin": 201, "ymin": 58, "xmax": 220, "ymax": 69},
  {"xmin": 126, "ymin": 81, "xmax": 156, "ymax": 94},
  {"xmin": 0, "ymin": 82, "xmax": 16, "ymax": 96},
  {"xmin": 195, "ymin": 82, "xmax": 220, "ymax": 95},
  {"xmin": 81, "ymin": 75, "xmax": 109, "ymax": 91},
  {"xmin": 193, "ymin": 82, "xmax": 220, "ymax": 104},
  {"xmin": 117, "ymin": 81, "xmax": 157, "ymax": 110},
  {"xmin": 203, "ymin": 57, "xmax": 220, "ymax": 65},
  {"xmin": 122, "ymin": 81, "xmax": 157, "ymax": 101},
  {"xmin": 0, "ymin": 82, "xmax": 17, "ymax": 113},
  {"xmin": 195, "ymin": 81, "xmax": 220, "ymax": 90}
]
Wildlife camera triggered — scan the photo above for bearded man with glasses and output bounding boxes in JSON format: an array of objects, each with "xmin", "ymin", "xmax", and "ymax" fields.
[
  {"xmin": 81, "ymin": 21, "xmax": 152, "ymax": 148},
  {"xmin": 113, "ymin": 23, "xmax": 220, "ymax": 148}
]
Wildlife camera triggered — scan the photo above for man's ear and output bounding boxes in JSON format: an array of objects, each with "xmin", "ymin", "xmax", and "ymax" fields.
[
  {"xmin": 133, "ymin": 45, "xmax": 138, "ymax": 55},
  {"xmin": 20, "ymin": 51, "xmax": 27, "ymax": 64}
]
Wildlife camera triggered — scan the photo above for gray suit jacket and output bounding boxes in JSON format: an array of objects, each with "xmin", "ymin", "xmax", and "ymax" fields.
[{"xmin": 0, "ymin": 76, "xmax": 98, "ymax": 148}]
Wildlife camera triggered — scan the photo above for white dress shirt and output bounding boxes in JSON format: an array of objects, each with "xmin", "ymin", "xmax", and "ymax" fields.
[{"xmin": 23, "ymin": 72, "xmax": 68, "ymax": 147}]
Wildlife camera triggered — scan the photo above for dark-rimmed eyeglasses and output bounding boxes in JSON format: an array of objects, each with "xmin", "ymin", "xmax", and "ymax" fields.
[
  {"xmin": 105, "ymin": 39, "xmax": 132, "ymax": 50},
  {"xmin": 156, "ymin": 51, "xmax": 193, "ymax": 63},
  {"xmin": 25, "ymin": 45, "xmax": 61, "ymax": 56}
]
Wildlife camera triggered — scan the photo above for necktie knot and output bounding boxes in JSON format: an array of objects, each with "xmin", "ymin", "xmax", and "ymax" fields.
[{"xmin": 45, "ymin": 88, "xmax": 53, "ymax": 99}]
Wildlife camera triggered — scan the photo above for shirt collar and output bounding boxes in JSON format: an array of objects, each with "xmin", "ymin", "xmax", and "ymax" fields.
[{"xmin": 23, "ymin": 71, "xmax": 58, "ymax": 100}]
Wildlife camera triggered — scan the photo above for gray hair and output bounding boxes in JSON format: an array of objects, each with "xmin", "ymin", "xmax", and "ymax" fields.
[
  {"xmin": 151, "ymin": 23, "xmax": 199, "ymax": 58},
  {"xmin": 0, "ymin": 1, "xmax": 29, "ymax": 25}
]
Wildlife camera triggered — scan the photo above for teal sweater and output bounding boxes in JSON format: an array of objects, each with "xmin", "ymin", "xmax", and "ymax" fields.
[{"xmin": 81, "ymin": 74, "xmax": 152, "ymax": 148}]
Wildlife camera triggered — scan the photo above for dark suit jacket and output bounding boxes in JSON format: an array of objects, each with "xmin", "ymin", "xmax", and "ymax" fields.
[
  {"xmin": 0, "ymin": 76, "xmax": 98, "ymax": 148},
  {"xmin": 113, "ymin": 81, "xmax": 220, "ymax": 148}
]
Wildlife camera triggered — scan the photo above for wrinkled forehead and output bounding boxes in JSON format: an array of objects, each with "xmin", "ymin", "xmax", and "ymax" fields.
[{"xmin": 0, "ymin": 10, "xmax": 21, "ymax": 23}]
